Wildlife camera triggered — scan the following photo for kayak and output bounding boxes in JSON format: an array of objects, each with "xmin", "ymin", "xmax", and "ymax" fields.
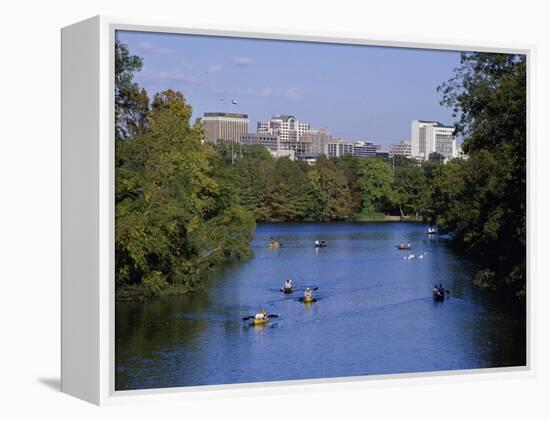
[
  {"xmin": 252, "ymin": 317, "xmax": 269, "ymax": 325},
  {"xmin": 397, "ymin": 245, "xmax": 412, "ymax": 250},
  {"xmin": 314, "ymin": 241, "xmax": 327, "ymax": 248},
  {"xmin": 303, "ymin": 296, "xmax": 314, "ymax": 303},
  {"xmin": 282, "ymin": 287, "xmax": 293, "ymax": 294},
  {"xmin": 268, "ymin": 241, "xmax": 281, "ymax": 248}
]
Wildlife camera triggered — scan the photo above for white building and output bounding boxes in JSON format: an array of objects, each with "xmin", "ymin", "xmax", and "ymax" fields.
[
  {"xmin": 327, "ymin": 140, "xmax": 355, "ymax": 157},
  {"xmin": 389, "ymin": 140, "xmax": 412, "ymax": 158},
  {"xmin": 327, "ymin": 139, "xmax": 382, "ymax": 158},
  {"xmin": 411, "ymin": 120, "xmax": 456, "ymax": 161},
  {"xmin": 203, "ymin": 112, "xmax": 249, "ymax": 144},
  {"xmin": 257, "ymin": 115, "xmax": 310, "ymax": 156}
]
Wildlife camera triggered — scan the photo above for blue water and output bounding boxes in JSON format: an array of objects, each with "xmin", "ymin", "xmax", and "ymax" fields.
[{"xmin": 115, "ymin": 222, "xmax": 525, "ymax": 390}]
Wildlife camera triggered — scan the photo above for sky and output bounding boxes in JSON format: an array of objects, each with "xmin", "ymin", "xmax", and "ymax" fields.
[{"xmin": 116, "ymin": 30, "xmax": 463, "ymax": 148}]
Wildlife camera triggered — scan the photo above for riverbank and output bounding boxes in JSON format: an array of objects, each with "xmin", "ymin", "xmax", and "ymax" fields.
[
  {"xmin": 116, "ymin": 283, "xmax": 196, "ymax": 301},
  {"xmin": 353, "ymin": 212, "xmax": 423, "ymax": 222}
]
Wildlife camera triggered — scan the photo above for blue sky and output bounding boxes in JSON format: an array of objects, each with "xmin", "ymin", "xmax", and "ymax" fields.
[{"xmin": 117, "ymin": 30, "xmax": 463, "ymax": 148}]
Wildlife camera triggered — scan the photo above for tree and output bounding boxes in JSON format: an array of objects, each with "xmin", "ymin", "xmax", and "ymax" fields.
[
  {"xmin": 356, "ymin": 158, "xmax": 395, "ymax": 215},
  {"xmin": 428, "ymin": 152, "xmax": 445, "ymax": 163},
  {"xmin": 392, "ymin": 166, "xmax": 429, "ymax": 217},
  {"xmin": 436, "ymin": 52, "xmax": 526, "ymax": 299},
  {"xmin": 233, "ymin": 152, "xmax": 275, "ymax": 221},
  {"xmin": 265, "ymin": 158, "xmax": 314, "ymax": 221},
  {"xmin": 308, "ymin": 155, "xmax": 353, "ymax": 220},
  {"xmin": 115, "ymin": 40, "xmax": 149, "ymax": 139},
  {"xmin": 115, "ymin": 90, "xmax": 255, "ymax": 297}
]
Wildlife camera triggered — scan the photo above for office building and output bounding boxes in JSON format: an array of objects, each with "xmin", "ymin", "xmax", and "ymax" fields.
[
  {"xmin": 389, "ymin": 140, "xmax": 412, "ymax": 158},
  {"xmin": 202, "ymin": 112, "xmax": 249, "ymax": 144},
  {"xmin": 353, "ymin": 141, "xmax": 381, "ymax": 158},
  {"xmin": 327, "ymin": 140, "xmax": 355, "ymax": 157},
  {"xmin": 239, "ymin": 133, "xmax": 280, "ymax": 152},
  {"xmin": 300, "ymin": 128, "xmax": 333, "ymax": 157},
  {"xmin": 411, "ymin": 120, "xmax": 456, "ymax": 161},
  {"xmin": 257, "ymin": 114, "xmax": 311, "ymax": 156}
]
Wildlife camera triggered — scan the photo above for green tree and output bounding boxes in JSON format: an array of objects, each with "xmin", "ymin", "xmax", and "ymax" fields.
[
  {"xmin": 356, "ymin": 158, "xmax": 395, "ymax": 215},
  {"xmin": 333, "ymin": 155, "xmax": 364, "ymax": 214},
  {"xmin": 115, "ymin": 90, "xmax": 255, "ymax": 298},
  {"xmin": 115, "ymin": 40, "xmax": 149, "ymax": 139},
  {"xmin": 265, "ymin": 158, "xmax": 314, "ymax": 221},
  {"xmin": 436, "ymin": 52, "xmax": 526, "ymax": 298},
  {"xmin": 308, "ymin": 155, "xmax": 353, "ymax": 220},
  {"xmin": 234, "ymin": 152, "xmax": 275, "ymax": 221},
  {"xmin": 392, "ymin": 166, "xmax": 429, "ymax": 217}
]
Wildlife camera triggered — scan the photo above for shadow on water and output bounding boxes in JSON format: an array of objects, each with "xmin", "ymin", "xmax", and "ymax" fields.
[{"xmin": 116, "ymin": 222, "xmax": 526, "ymax": 390}]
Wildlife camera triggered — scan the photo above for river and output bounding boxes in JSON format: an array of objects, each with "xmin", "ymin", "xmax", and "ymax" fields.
[{"xmin": 115, "ymin": 222, "xmax": 526, "ymax": 390}]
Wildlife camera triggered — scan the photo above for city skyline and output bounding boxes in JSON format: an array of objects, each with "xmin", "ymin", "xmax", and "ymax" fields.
[{"xmin": 116, "ymin": 30, "xmax": 463, "ymax": 148}]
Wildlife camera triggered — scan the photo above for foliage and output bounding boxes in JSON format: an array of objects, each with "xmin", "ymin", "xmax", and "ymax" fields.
[
  {"xmin": 356, "ymin": 158, "xmax": 395, "ymax": 214},
  {"xmin": 392, "ymin": 166, "xmax": 429, "ymax": 217},
  {"xmin": 116, "ymin": 90, "xmax": 255, "ymax": 298},
  {"xmin": 436, "ymin": 52, "xmax": 526, "ymax": 299},
  {"xmin": 115, "ymin": 40, "xmax": 149, "ymax": 139}
]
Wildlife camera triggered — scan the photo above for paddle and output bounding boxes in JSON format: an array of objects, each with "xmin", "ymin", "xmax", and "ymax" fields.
[{"xmin": 242, "ymin": 314, "xmax": 279, "ymax": 321}]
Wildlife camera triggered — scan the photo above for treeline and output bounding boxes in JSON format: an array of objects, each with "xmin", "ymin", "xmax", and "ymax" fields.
[
  {"xmin": 214, "ymin": 141, "xmax": 440, "ymax": 222},
  {"xmin": 115, "ymin": 40, "xmax": 526, "ymax": 301}
]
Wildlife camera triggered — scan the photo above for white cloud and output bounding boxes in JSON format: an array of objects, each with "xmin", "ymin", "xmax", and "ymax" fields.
[
  {"xmin": 138, "ymin": 41, "xmax": 173, "ymax": 55},
  {"xmin": 285, "ymin": 88, "xmax": 304, "ymax": 101},
  {"xmin": 141, "ymin": 70, "xmax": 204, "ymax": 86},
  {"xmin": 231, "ymin": 56, "xmax": 255, "ymax": 66},
  {"xmin": 207, "ymin": 64, "xmax": 223, "ymax": 74}
]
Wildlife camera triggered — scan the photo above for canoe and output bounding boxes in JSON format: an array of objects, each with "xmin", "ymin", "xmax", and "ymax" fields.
[{"xmin": 252, "ymin": 317, "xmax": 269, "ymax": 325}]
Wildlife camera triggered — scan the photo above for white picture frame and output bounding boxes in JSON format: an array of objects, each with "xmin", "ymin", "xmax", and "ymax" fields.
[{"xmin": 61, "ymin": 15, "xmax": 535, "ymax": 405}]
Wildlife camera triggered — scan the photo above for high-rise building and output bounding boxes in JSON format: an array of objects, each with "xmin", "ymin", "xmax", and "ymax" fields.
[
  {"xmin": 202, "ymin": 112, "xmax": 249, "ymax": 144},
  {"xmin": 411, "ymin": 120, "xmax": 456, "ymax": 161},
  {"xmin": 300, "ymin": 128, "xmax": 333, "ymax": 157},
  {"xmin": 389, "ymin": 140, "xmax": 412, "ymax": 158},
  {"xmin": 257, "ymin": 115, "xmax": 310, "ymax": 156}
]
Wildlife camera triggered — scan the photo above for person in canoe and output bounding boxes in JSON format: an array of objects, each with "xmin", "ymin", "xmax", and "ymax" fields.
[
  {"xmin": 254, "ymin": 308, "xmax": 267, "ymax": 322},
  {"xmin": 303, "ymin": 287, "xmax": 313, "ymax": 302},
  {"xmin": 281, "ymin": 279, "xmax": 293, "ymax": 293},
  {"xmin": 433, "ymin": 284, "xmax": 446, "ymax": 301}
]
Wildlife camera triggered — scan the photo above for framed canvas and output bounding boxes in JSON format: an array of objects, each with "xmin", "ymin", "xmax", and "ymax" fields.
[{"xmin": 61, "ymin": 15, "xmax": 534, "ymax": 405}]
